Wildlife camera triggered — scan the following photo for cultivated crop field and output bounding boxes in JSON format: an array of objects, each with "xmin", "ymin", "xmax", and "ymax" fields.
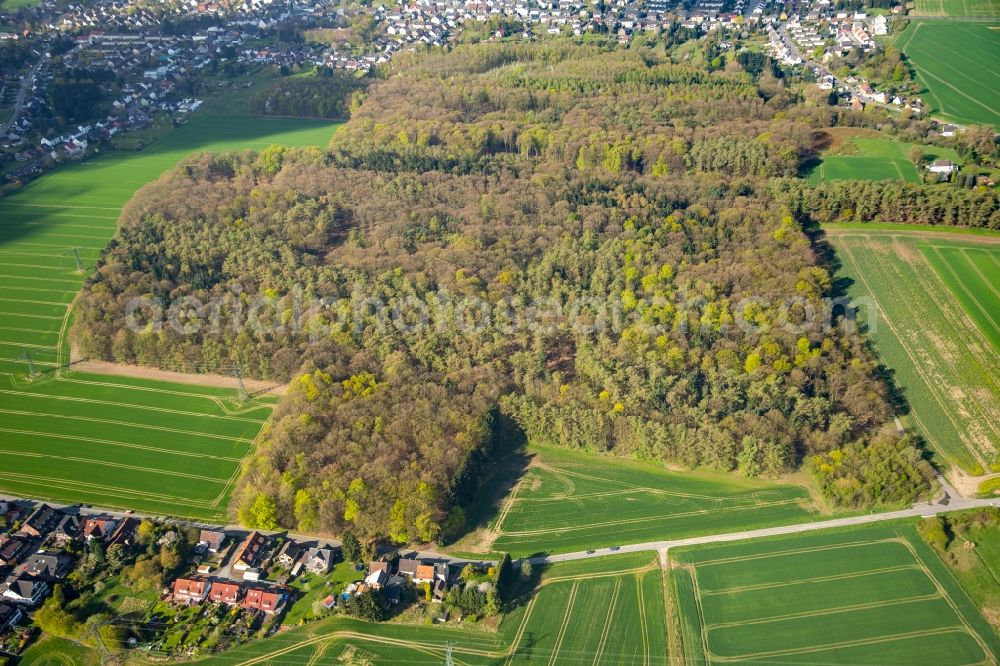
[
  {"xmin": 829, "ymin": 228, "xmax": 1000, "ymax": 474},
  {"xmin": 898, "ymin": 21, "xmax": 1000, "ymax": 127},
  {"xmin": 199, "ymin": 553, "xmax": 669, "ymax": 665},
  {"xmin": 0, "ymin": 114, "xmax": 341, "ymax": 518},
  {"xmin": 913, "ymin": 0, "xmax": 1000, "ymax": 17},
  {"xmin": 672, "ymin": 524, "xmax": 1000, "ymax": 665},
  {"xmin": 485, "ymin": 446, "xmax": 821, "ymax": 557}
]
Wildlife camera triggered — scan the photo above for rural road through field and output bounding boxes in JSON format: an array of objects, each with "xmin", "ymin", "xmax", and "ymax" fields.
[
  {"xmin": 4, "ymin": 475, "xmax": 997, "ymax": 568},
  {"xmin": 527, "ymin": 478, "xmax": 999, "ymax": 565}
]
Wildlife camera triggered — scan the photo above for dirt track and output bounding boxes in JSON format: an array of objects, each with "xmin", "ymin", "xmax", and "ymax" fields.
[{"xmin": 69, "ymin": 359, "xmax": 287, "ymax": 395}]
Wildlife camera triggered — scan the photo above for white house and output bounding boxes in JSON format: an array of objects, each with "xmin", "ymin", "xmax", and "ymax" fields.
[{"xmin": 928, "ymin": 159, "xmax": 958, "ymax": 174}]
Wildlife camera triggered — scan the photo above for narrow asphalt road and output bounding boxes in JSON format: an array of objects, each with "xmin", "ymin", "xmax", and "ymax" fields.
[
  {"xmin": 1, "ymin": 56, "xmax": 44, "ymax": 136},
  {"xmin": 6, "ymin": 481, "xmax": 997, "ymax": 569}
]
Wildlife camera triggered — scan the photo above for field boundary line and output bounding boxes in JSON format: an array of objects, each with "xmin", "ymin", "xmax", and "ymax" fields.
[
  {"xmin": 0, "ymin": 470, "xmax": 218, "ymax": 506},
  {"xmin": 692, "ymin": 536, "xmax": 900, "ymax": 566},
  {"xmin": 0, "ymin": 447, "xmax": 232, "ymax": 484},
  {"xmin": 0, "ymin": 388, "xmax": 264, "ymax": 424},
  {"xmin": 547, "ymin": 580, "xmax": 579, "ymax": 666},
  {"xmin": 707, "ymin": 626, "xmax": 973, "ymax": 663},
  {"xmin": 499, "ymin": 498, "xmax": 806, "ymax": 537},
  {"xmin": 705, "ymin": 592, "xmax": 942, "ymax": 630},
  {"xmin": 591, "ymin": 577, "xmax": 622, "ymax": 666},
  {"xmin": 700, "ymin": 564, "xmax": 920, "ymax": 596},
  {"xmin": 0, "ymin": 408, "xmax": 252, "ymax": 446},
  {"xmin": 688, "ymin": 564, "xmax": 713, "ymax": 666},
  {"xmin": 838, "ymin": 241, "xmax": 985, "ymax": 469},
  {"xmin": 930, "ymin": 246, "xmax": 1000, "ymax": 338},
  {"xmin": 961, "ymin": 249, "xmax": 1000, "ymax": 302}
]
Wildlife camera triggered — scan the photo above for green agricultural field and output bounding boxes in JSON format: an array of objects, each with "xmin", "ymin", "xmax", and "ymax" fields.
[
  {"xmin": 912, "ymin": 0, "xmax": 1000, "ymax": 18},
  {"xmin": 828, "ymin": 227, "xmax": 1000, "ymax": 474},
  {"xmin": 804, "ymin": 136, "xmax": 955, "ymax": 184},
  {"xmin": 671, "ymin": 523, "xmax": 1000, "ymax": 665},
  {"xmin": 200, "ymin": 553, "xmax": 668, "ymax": 665},
  {"xmin": 474, "ymin": 445, "xmax": 822, "ymax": 558},
  {"xmin": 898, "ymin": 21, "xmax": 1000, "ymax": 127},
  {"xmin": 0, "ymin": 113, "xmax": 341, "ymax": 518}
]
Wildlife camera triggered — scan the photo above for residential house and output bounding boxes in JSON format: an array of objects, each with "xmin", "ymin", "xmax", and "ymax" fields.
[
  {"xmin": 232, "ymin": 531, "xmax": 269, "ymax": 572},
  {"xmin": 384, "ymin": 575, "xmax": 407, "ymax": 605},
  {"xmin": 277, "ymin": 540, "xmax": 305, "ymax": 568},
  {"xmin": 0, "ymin": 536, "xmax": 31, "ymax": 567},
  {"xmin": 16, "ymin": 504, "xmax": 61, "ymax": 538},
  {"xmin": 397, "ymin": 558, "xmax": 421, "ymax": 577},
  {"xmin": 198, "ymin": 530, "xmax": 226, "ymax": 553},
  {"xmin": 108, "ymin": 517, "xmax": 138, "ymax": 547},
  {"xmin": 2, "ymin": 572, "xmax": 49, "ymax": 606},
  {"xmin": 24, "ymin": 550, "xmax": 72, "ymax": 579},
  {"xmin": 172, "ymin": 577, "xmax": 211, "ymax": 604},
  {"xmin": 928, "ymin": 159, "xmax": 958, "ymax": 174},
  {"xmin": 52, "ymin": 515, "xmax": 81, "ymax": 546},
  {"xmin": 940, "ymin": 124, "xmax": 958, "ymax": 137},
  {"xmin": 364, "ymin": 569, "xmax": 388, "ymax": 589},
  {"xmin": 368, "ymin": 559, "xmax": 395, "ymax": 576},
  {"xmin": 82, "ymin": 517, "xmax": 118, "ymax": 542},
  {"xmin": 304, "ymin": 547, "xmax": 334, "ymax": 574},
  {"xmin": 0, "ymin": 602, "xmax": 22, "ymax": 628},
  {"xmin": 413, "ymin": 564, "xmax": 437, "ymax": 584},
  {"xmin": 243, "ymin": 587, "xmax": 285, "ymax": 614},
  {"xmin": 208, "ymin": 581, "xmax": 243, "ymax": 605}
]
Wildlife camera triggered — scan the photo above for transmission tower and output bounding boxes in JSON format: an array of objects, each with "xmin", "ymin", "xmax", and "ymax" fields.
[
  {"xmin": 18, "ymin": 348, "xmax": 38, "ymax": 378},
  {"xmin": 232, "ymin": 365, "xmax": 249, "ymax": 402},
  {"xmin": 64, "ymin": 247, "xmax": 84, "ymax": 272},
  {"xmin": 445, "ymin": 642, "xmax": 454, "ymax": 666}
]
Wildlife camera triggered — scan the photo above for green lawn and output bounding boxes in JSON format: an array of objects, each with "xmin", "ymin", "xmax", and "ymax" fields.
[
  {"xmin": 472, "ymin": 444, "xmax": 823, "ymax": 558},
  {"xmin": 16, "ymin": 635, "xmax": 98, "ymax": 665},
  {"xmin": 803, "ymin": 136, "xmax": 955, "ymax": 184},
  {"xmin": 0, "ymin": 114, "xmax": 341, "ymax": 518},
  {"xmin": 199, "ymin": 553, "xmax": 668, "ymax": 665},
  {"xmin": 898, "ymin": 21, "xmax": 1000, "ymax": 127},
  {"xmin": 828, "ymin": 227, "xmax": 1000, "ymax": 474},
  {"xmin": 912, "ymin": 0, "xmax": 1000, "ymax": 17},
  {"xmin": 671, "ymin": 523, "xmax": 1000, "ymax": 665}
]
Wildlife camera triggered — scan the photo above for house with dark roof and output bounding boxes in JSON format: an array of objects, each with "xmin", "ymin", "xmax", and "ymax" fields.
[
  {"xmin": 397, "ymin": 558, "xmax": 421, "ymax": 577},
  {"xmin": 0, "ymin": 536, "xmax": 32, "ymax": 568},
  {"xmin": 0, "ymin": 602, "xmax": 22, "ymax": 628},
  {"xmin": 2, "ymin": 572, "xmax": 49, "ymax": 606},
  {"xmin": 172, "ymin": 577, "xmax": 211, "ymax": 604},
  {"xmin": 277, "ymin": 540, "xmax": 305, "ymax": 568},
  {"xmin": 208, "ymin": 581, "xmax": 243, "ymax": 604},
  {"xmin": 16, "ymin": 504, "xmax": 62, "ymax": 539},
  {"xmin": 243, "ymin": 587, "xmax": 285, "ymax": 614},
  {"xmin": 52, "ymin": 515, "xmax": 81, "ymax": 546},
  {"xmin": 24, "ymin": 550, "xmax": 72, "ymax": 579},
  {"xmin": 232, "ymin": 531, "xmax": 269, "ymax": 572},
  {"xmin": 108, "ymin": 517, "xmax": 139, "ymax": 547}
]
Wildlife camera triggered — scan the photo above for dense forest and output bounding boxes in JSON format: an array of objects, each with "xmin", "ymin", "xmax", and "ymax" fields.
[
  {"xmin": 72, "ymin": 42, "xmax": 981, "ymax": 541},
  {"xmin": 248, "ymin": 71, "xmax": 366, "ymax": 119}
]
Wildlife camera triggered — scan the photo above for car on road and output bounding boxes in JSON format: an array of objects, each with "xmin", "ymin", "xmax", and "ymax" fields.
[
  {"xmin": 586, "ymin": 549, "xmax": 595, "ymax": 554},
  {"xmin": 609, "ymin": 546, "xmax": 620, "ymax": 551}
]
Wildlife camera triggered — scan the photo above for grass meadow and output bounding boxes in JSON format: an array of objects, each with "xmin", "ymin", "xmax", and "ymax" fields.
[
  {"xmin": 828, "ymin": 227, "xmax": 1000, "ymax": 474},
  {"xmin": 804, "ymin": 135, "xmax": 958, "ymax": 184},
  {"xmin": 481, "ymin": 445, "xmax": 822, "ymax": 558},
  {"xmin": 898, "ymin": 21, "xmax": 1000, "ymax": 127},
  {"xmin": 196, "ymin": 552, "xmax": 669, "ymax": 665},
  {"xmin": 0, "ymin": 113, "xmax": 341, "ymax": 518},
  {"xmin": 671, "ymin": 523, "xmax": 1000, "ymax": 665}
]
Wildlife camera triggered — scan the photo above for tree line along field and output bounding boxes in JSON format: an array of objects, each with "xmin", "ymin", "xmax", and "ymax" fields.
[
  {"xmin": 897, "ymin": 21, "xmax": 1000, "ymax": 128},
  {"xmin": 0, "ymin": 114, "xmax": 342, "ymax": 519},
  {"xmin": 475, "ymin": 445, "xmax": 822, "ymax": 558},
  {"xmin": 912, "ymin": 0, "xmax": 1000, "ymax": 17},
  {"xmin": 671, "ymin": 523, "xmax": 1000, "ymax": 665},
  {"xmin": 195, "ymin": 552, "xmax": 669, "ymax": 665},
  {"xmin": 804, "ymin": 135, "xmax": 960, "ymax": 185},
  {"xmin": 828, "ymin": 228, "xmax": 1000, "ymax": 475}
]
